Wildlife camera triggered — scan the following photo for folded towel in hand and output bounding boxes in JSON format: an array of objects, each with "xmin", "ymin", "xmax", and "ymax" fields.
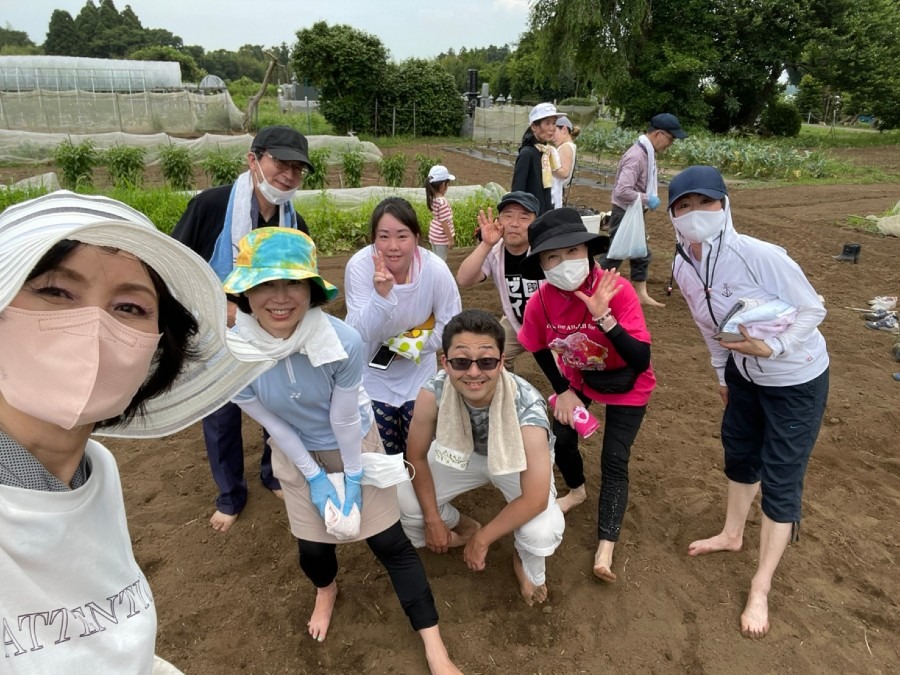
[{"xmin": 323, "ymin": 472, "xmax": 361, "ymax": 541}]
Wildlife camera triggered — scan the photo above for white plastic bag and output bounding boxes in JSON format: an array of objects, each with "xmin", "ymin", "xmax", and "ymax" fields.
[{"xmin": 606, "ymin": 198, "xmax": 648, "ymax": 260}]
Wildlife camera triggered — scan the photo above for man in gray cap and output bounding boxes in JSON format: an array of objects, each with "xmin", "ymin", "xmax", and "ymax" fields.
[
  {"xmin": 600, "ymin": 112, "xmax": 687, "ymax": 307},
  {"xmin": 457, "ymin": 191, "xmax": 541, "ymax": 371},
  {"xmin": 172, "ymin": 125, "xmax": 312, "ymax": 533}
]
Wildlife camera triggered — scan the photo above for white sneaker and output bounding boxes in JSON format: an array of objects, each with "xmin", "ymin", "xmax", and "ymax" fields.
[
  {"xmin": 866, "ymin": 314, "xmax": 900, "ymax": 334},
  {"xmin": 868, "ymin": 296, "xmax": 898, "ymax": 311}
]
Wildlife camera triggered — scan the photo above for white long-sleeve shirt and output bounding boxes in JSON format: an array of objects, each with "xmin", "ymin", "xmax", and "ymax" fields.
[
  {"xmin": 344, "ymin": 245, "xmax": 462, "ymax": 407},
  {"xmin": 672, "ymin": 206, "xmax": 829, "ymax": 387}
]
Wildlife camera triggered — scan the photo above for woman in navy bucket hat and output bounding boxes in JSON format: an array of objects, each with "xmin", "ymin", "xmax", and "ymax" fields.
[{"xmin": 668, "ymin": 165, "xmax": 829, "ymax": 639}]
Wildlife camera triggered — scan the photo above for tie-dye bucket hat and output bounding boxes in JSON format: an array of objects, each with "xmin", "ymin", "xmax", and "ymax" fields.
[{"xmin": 222, "ymin": 227, "xmax": 338, "ymax": 301}]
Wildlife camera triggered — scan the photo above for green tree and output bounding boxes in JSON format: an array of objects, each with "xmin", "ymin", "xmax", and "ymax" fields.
[
  {"xmin": 378, "ymin": 59, "xmax": 465, "ymax": 136},
  {"xmin": 292, "ymin": 22, "xmax": 389, "ymax": 134},
  {"xmin": 43, "ymin": 10, "xmax": 80, "ymax": 55},
  {"xmin": 129, "ymin": 45, "xmax": 205, "ymax": 82},
  {"xmin": 0, "ymin": 24, "xmax": 36, "ymax": 49}
]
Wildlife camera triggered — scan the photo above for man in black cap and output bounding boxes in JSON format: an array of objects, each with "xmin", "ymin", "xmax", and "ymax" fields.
[
  {"xmin": 600, "ymin": 112, "xmax": 687, "ymax": 308},
  {"xmin": 456, "ymin": 191, "xmax": 541, "ymax": 371},
  {"xmin": 172, "ymin": 125, "xmax": 312, "ymax": 533}
]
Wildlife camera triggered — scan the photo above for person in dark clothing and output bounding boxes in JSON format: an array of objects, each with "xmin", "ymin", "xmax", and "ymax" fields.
[
  {"xmin": 510, "ymin": 102, "xmax": 559, "ymax": 215},
  {"xmin": 171, "ymin": 125, "xmax": 312, "ymax": 533}
]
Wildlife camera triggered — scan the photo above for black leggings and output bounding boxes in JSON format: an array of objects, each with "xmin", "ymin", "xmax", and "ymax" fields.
[
  {"xmin": 553, "ymin": 399, "xmax": 647, "ymax": 542},
  {"xmin": 297, "ymin": 520, "xmax": 438, "ymax": 631}
]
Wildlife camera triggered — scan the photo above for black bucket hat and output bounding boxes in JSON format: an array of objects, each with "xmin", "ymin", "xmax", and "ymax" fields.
[{"xmin": 520, "ymin": 208, "xmax": 610, "ymax": 280}]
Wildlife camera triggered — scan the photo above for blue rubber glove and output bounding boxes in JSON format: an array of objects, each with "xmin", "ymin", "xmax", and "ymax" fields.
[
  {"xmin": 647, "ymin": 195, "xmax": 661, "ymax": 211},
  {"xmin": 342, "ymin": 471, "xmax": 363, "ymax": 516},
  {"xmin": 307, "ymin": 468, "xmax": 340, "ymax": 519}
]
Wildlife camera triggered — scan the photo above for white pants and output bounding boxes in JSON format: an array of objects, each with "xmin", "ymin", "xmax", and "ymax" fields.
[{"xmin": 397, "ymin": 448, "xmax": 565, "ymax": 586}]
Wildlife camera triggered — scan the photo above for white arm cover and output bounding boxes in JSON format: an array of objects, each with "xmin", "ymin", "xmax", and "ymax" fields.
[
  {"xmin": 236, "ymin": 398, "xmax": 319, "ymax": 479},
  {"xmin": 330, "ymin": 385, "xmax": 363, "ymax": 475}
]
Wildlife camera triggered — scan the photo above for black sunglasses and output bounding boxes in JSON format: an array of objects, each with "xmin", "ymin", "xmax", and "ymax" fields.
[{"xmin": 446, "ymin": 357, "xmax": 501, "ymax": 371}]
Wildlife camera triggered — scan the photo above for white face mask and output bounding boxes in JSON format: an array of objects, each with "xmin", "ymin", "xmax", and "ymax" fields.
[
  {"xmin": 360, "ymin": 452, "xmax": 413, "ymax": 488},
  {"xmin": 544, "ymin": 257, "xmax": 589, "ymax": 291},
  {"xmin": 672, "ymin": 209, "xmax": 726, "ymax": 244},
  {"xmin": 255, "ymin": 166, "xmax": 297, "ymax": 206}
]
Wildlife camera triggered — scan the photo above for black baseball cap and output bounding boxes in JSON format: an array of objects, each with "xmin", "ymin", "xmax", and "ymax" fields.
[
  {"xmin": 520, "ymin": 208, "xmax": 610, "ymax": 280},
  {"xmin": 251, "ymin": 125, "xmax": 312, "ymax": 170},
  {"xmin": 667, "ymin": 165, "xmax": 728, "ymax": 209},
  {"xmin": 497, "ymin": 191, "xmax": 540, "ymax": 216},
  {"xmin": 650, "ymin": 113, "xmax": 687, "ymax": 139}
]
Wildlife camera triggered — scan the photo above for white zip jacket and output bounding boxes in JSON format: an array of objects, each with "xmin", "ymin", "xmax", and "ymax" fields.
[{"xmin": 671, "ymin": 200, "xmax": 829, "ymax": 387}]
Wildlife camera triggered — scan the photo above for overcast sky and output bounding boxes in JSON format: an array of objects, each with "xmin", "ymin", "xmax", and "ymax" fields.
[{"xmin": 11, "ymin": 0, "xmax": 532, "ymax": 60}]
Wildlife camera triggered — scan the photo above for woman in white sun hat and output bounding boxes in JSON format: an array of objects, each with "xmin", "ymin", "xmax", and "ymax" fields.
[
  {"xmin": 511, "ymin": 101, "xmax": 560, "ymax": 215},
  {"xmin": 0, "ymin": 191, "xmax": 272, "ymax": 674}
]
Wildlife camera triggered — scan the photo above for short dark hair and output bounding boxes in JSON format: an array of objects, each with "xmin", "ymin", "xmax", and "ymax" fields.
[
  {"xmin": 234, "ymin": 280, "xmax": 328, "ymax": 314},
  {"xmin": 370, "ymin": 196, "xmax": 422, "ymax": 240},
  {"xmin": 441, "ymin": 309, "xmax": 505, "ymax": 354},
  {"xmin": 24, "ymin": 240, "xmax": 200, "ymax": 428}
]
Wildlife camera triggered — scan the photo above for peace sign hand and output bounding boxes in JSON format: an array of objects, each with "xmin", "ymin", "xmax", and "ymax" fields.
[{"xmin": 372, "ymin": 250, "xmax": 394, "ymax": 299}]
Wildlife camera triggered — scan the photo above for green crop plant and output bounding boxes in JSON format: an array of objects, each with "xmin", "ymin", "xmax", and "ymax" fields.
[
  {"xmin": 341, "ymin": 149, "xmax": 365, "ymax": 189},
  {"xmin": 104, "ymin": 145, "xmax": 146, "ymax": 188},
  {"xmin": 414, "ymin": 153, "xmax": 442, "ymax": 186},
  {"xmin": 53, "ymin": 139, "xmax": 99, "ymax": 190},
  {"xmin": 379, "ymin": 153, "xmax": 407, "ymax": 187},
  {"xmin": 303, "ymin": 148, "xmax": 330, "ymax": 191},
  {"xmin": 158, "ymin": 145, "xmax": 195, "ymax": 191},
  {"xmin": 200, "ymin": 151, "xmax": 244, "ymax": 186}
]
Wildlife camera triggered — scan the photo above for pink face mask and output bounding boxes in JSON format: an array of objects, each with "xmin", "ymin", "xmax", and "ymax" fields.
[{"xmin": 0, "ymin": 306, "xmax": 161, "ymax": 430}]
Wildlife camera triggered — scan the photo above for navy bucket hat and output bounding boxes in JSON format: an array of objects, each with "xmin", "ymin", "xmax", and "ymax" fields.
[{"xmin": 667, "ymin": 165, "xmax": 728, "ymax": 209}]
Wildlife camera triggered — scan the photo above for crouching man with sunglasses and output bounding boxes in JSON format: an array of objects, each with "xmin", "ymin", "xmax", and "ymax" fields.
[{"xmin": 398, "ymin": 309, "xmax": 565, "ymax": 606}]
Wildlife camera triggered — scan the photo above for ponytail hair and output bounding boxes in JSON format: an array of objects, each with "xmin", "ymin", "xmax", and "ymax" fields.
[{"xmin": 425, "ymin": 179, "xmax": 448, "ymax": 211}]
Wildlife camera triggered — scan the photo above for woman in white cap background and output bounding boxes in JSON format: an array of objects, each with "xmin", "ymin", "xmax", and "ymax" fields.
[
  {"xmin": 222, "ymin": 227, "xmax": 460, "ymax": 673},
  {"xmin": 551, "ymin": 115, "xmax": 580, "ymax": 209},
  {"xmin": 0, "ymin": 191, "xmax": 271, "ymax": 674},
  {"xmin": 667, "ymin": 165, "xmax": 829, "ymax": 640},
  {"xmin": 511, "ymin": 102, "xmax": 560, "ymax": 215},
  {"xmin": 425, "ymin": 164, "xmax": 456, "ymax": 261},
  {"xmin": 517, "ymin": 208, "xmax": 656, "ymax": 584}
]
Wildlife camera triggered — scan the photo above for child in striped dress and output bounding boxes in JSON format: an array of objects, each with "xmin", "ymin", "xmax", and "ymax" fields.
[{"xmin": 425, "ymin": 165, "xmax": 455, "ymax": 261}]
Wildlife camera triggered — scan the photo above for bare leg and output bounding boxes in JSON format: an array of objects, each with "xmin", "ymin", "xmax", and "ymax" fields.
[
  {"xmin": 592, "ymin": 539, "xmax": 617, "ymax": 582},
  {"xmin": 271, "ymin": 488, "xmax": 284, "ymax": 500},
  {"xmin": 688, "ymin": 480, "xmax": 759, "ymax": 556},
  {"xmin": 209, "ymin": 510, "xmax": 238, "ymax": 533},
  {"xmin": 448, "ymin": 513, "xmax": 481, "ymax": 547},
  {"xmin": 419, "ymin": 625, "xmax": 463, "ymax": 675},
  {"xmin": 512, "ymin": 550, "xmax": 548, "ymax": 606},
  {"xmin": 556, "ymin": 483, "xmax": 587, "ymax": 514},
  {"xmin": 308, "ymin": 581, "xmax": 338, "ymax": 642},
  {"xmin": 634, "ymin": 280, "xmax": 665, "ymax": 308},
  {"xmin": 741, "ymin": 515, "xmax": 791, "ymax": 639}
]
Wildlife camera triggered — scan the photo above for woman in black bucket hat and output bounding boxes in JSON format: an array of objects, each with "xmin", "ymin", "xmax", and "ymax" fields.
[{"xmin": 517, "ymin": 207, "xmax": 657, "ymax": 583}]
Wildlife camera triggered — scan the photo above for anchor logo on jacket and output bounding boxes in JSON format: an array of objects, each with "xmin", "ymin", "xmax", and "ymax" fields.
[{"xmin": 721, "ymin": 283, "xmax": 734, "ymax": 298}]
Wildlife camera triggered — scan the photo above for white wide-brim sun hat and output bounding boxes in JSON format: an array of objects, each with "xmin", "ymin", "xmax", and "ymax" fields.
[{"xmin": 0, "ymin": 190, "xmax": 275, "ymax": 438}]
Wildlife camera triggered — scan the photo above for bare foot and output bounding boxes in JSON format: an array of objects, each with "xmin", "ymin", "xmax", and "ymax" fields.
[
  {"xmin": 512, "ymin": 550, "xmax": 548, "ymax": 606},
  {"xmin": 308, "ymin": 582, "xmax": 338, "ymax": 642},
  {"xmin": 270, "ymin": 488, "xmax": 284, "ymax": 500},
  {"xmin": 638, "ymin": 294, "xmax": 666, "ymax": 308},
  {"xmin": 448, "ymin": 514, "xmax": 481, "ymax": 547},
  {"xmin": 592, "ymin": 541, "xmax": 617, "ymax": 582},
  {"xmin": 556, "ymin": 484, "xmax": 587, "ymax": 514},
  {"xmin": 419, "ymin": 625, "xmax": 463, "ymax": 675},
  {"xmin": 741, "ymin": 588, "xmax": 770, "ymax": 639},
  {"xmin": 209, "ymin": 510, "xmax": 238, "ymax": 533},
  {"xmin": 687, "ymin": 531, "xmax": 743, "ymax": 556}
]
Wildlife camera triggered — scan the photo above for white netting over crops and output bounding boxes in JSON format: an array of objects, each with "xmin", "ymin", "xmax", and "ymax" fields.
[
  {"xmin": 0, "ymin": 130, "xmax": 383, "ymax": 165},
  {"xmin": 292, "ymin": 182, "xmax": 506, "ymax": 209},
  {"xmin": 0, "ymin": 90, "xmax": 243, "ymax": 135},
  {"xmin": 473, "ymin": 104, "xmax": 600, "ymax": 143}
]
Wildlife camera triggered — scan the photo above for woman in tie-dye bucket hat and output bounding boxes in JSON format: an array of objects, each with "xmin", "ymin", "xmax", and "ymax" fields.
[{"xmin": 222, "ymin": 227, "xmax": 459, "ymax": 670}]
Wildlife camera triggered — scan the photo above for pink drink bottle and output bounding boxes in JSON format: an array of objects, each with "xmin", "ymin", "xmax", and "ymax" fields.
[{"xmin": 548, "ymin": 394, "xmax": 600, "ymax": 438}]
